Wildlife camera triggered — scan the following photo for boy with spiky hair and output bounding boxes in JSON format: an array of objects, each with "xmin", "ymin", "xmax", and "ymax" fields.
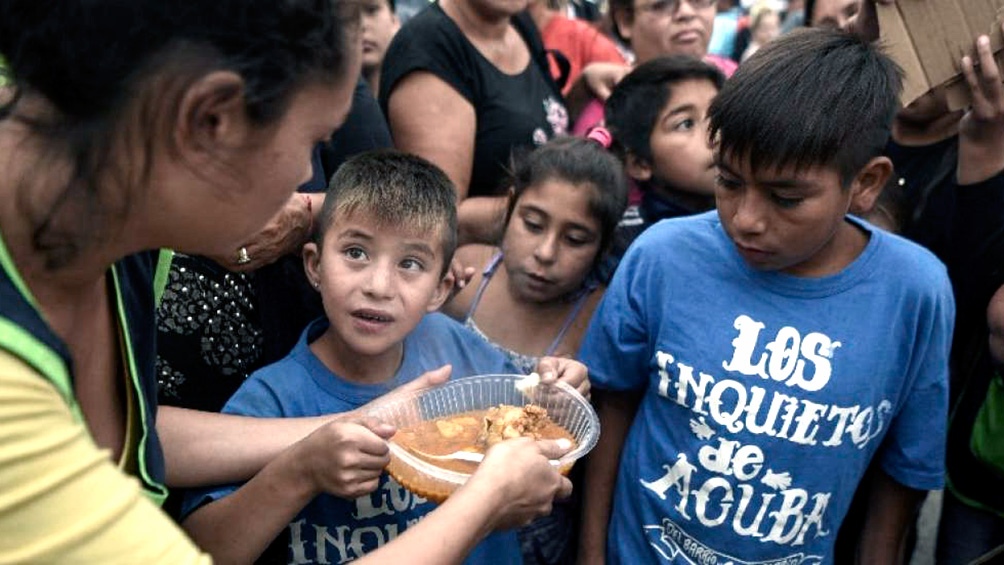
[
  {"xmin": 182, "ymin": 150, "xmax": 584, "ymax": 564},
  {"xmin": 578, "ymin": 29, "xmax": 953, "ymax": 564}
]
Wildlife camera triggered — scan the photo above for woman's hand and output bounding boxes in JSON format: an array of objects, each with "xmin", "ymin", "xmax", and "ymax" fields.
[
  {"xmin": 536, "ymin": 357, "xmax": 591, "ymax": 398},
  {"xmin": 462, "ymin": 438, "xmax": 573, "ymax": 530},
  {"xmin": 213, "ymin": 193, "xmax": 313, "ymax": 272}
]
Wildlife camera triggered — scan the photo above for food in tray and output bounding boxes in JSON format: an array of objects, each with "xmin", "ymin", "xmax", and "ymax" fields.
[{"xmin": 392, "ymin": 404, "xmax": 576, "ymax": 474}]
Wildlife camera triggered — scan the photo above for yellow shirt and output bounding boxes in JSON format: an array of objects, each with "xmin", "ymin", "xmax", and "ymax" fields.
[{"xmin": 0, "ymin": 349, "xmax": 211, "ymax": 564}]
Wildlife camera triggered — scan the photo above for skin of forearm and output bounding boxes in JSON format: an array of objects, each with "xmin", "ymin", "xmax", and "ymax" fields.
[
  {"xmin": 182, "ymin": 449, "xmax": 319, "ymax": 564},
  {"xmin": 354, "ymin": 475, "xmax": 503, "ymax": 565},
  {"xmin": 856, "ymin": 471, "xmax": 924, "ymax": 565},
  {"xmin": 578, "ymin": 390, "xmax": 641, "ymax": 563},
  {"xmin": 157, "ymin": 406, "xmax": 333, "ymax": 487},
  {"xmin": 958, "ymin": 140, "xmax": 1004, "ymax": 186},
  {"xmin": 458, "ymin": 196, "xmax": 509, "ymax": 246}
]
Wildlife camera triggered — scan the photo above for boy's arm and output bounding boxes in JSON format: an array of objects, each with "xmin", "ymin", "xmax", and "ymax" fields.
[
  {"xmin": 855, "ymin": 470, "xmax": 926, "ymax": 565},
  {"xmin": 182, "ymin": 419, "xmax": 394, "ymax": 564},
  {"xmin": 577, "ymin": 389, "xmax": 642, "ymax": 565},
  {"xmin": 958, "ymin": 26, "xmax": 1004, "ymax": 186},
  {"xmin": 157, "ymin": 366, "xmax": 451, "ymax": 487}
]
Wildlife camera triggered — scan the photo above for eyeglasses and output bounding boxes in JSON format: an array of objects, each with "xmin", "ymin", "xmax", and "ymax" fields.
[{"xmin": 636, "ymin": 0, "xmax": 716, "ymax": 16}]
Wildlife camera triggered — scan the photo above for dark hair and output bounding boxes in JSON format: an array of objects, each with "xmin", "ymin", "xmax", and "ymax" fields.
[
  {"xmin": 317, "ymin": 150, "xmax": 458, "ymax": 274},
  {"xmin": 605, "ymin": 55, "xmax": 724, "ymax": 164},
  {"xmin": 805, "ymin": 0, "xmax": 816, "ymax": 25},
  {"xmin": 0, "ymin": 0, "xmax": 360, "ymax": 268},
  {"xmin": 608, "ymin": 0, "xmax": 635, "ymax": 44},
  {"xmin": 506, "ymin": 137, "xmax": 629, "ymax": 263},
  {"xmin": 709, "ymin": 28, "xmax": 901, "ymax": 185}
]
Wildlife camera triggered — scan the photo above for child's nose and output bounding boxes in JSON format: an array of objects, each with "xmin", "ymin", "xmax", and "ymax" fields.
[
  {"xmin": 364, "ymin": 264, "xmax": 395, "ymax": 298},
  {"xmin": 732, "ymin": 193, "xmax": 768, "ymax": 235},
  {"xmin": 533, "ymin": 233, "xmax": 559, "ymax": 263}
]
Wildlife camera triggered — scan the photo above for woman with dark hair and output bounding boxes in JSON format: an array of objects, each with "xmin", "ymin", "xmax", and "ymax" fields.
[{"xmin": 0, "ymin": 1, "xmax": 572, "ymax": 561}]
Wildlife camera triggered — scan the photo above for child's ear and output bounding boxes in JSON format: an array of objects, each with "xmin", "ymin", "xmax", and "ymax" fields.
[
  {"xmin": 625, "ymin": 153, "xmax": 653, "ymax": 182},
  {"xmin": 426, "ymin": 270, "xmax": 455, "ymax": 313},
  {"xmin": 302, "ymin": 241, "xmax": 322, "ymax": 291},
  {"xmin": 848, "ymin": 156, "xmax": 893, "ymax": 214}
]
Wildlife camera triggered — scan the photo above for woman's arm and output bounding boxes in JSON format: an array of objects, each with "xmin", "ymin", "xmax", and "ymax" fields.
[
  {"xmin": 387, "ymin": 71, "xmax": 506, "ymax": 245},
  {"xmin": 458, "ymin": 195, "xmax": 509, "ymax": 246},
  {"xmin": 387, "ymin": 71, "xmax": 475, "ymax": 202},
  {"xmin": 158, "ymin": 365, "xmax": 452, "ymax": 487},
  {"xmin": 183, "ymin": 420, "xmax": 393, "ymax": 564},
  {"xmin": 158, "ymin": 406, "xmax": 331, "ymax": 487}
]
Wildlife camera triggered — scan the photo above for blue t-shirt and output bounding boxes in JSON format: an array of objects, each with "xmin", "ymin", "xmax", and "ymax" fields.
[
  {"xmin": 184, "ymin": 313, "xmax": 522, "ymax": 565},
  {"xmin": 579, "ymin": 212, "xmax": 954, "ymax": 564}
]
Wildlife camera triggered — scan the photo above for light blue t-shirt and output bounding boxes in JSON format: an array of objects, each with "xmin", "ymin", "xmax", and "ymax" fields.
[
  {"xmin": 184, "ymin": 313, "xmax": 521, "ymax": 565},
  {"xmin": 580, "ymin": 211, "xmax": 954, "ymax": 564}
]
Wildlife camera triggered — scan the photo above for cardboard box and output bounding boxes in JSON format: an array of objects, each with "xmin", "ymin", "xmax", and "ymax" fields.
[{"xmin": 878, "ymin": 0, "xmax": 1004, "ymax": 110}]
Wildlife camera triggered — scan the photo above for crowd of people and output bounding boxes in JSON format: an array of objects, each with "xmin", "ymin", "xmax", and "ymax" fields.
[{"xmin": 0, "ymin": 0, "xmax": 1002, "ymax": 564}]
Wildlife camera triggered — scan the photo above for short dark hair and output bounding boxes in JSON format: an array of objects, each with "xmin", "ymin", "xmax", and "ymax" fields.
[
  {"xmin": 607, "ymin": 0, "xmax": 634, "ymax": 44},
  {"xmin": 709, "ymin": 28, "xmax": 901, "ymax": 185},
  {"xmin": 506, "ymin": 136, "xmax": 629, "ymax": 264},
  {"xmin": 605, "ymin": 56, "xmax": 725, "ymax": 164},
  {"xmin": 317, "ymin": 150, "xmax": 458, "ymax": 274},
  {"xmin": 805, "ymin": 0, "xmax": 816, "ymax": 25}
]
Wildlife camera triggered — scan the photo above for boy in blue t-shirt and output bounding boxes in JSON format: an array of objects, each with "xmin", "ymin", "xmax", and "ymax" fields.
[
  {"xmin": 578, "ymin": 29, "xmax": 954, "ymax": 564},
  {"xmin": 182, "ymin": 150, "xmax": 585, "ymax": 564}
]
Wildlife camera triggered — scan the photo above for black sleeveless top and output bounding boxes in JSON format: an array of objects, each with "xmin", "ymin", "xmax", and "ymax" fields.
[{"xmin": 380, "ymin": 3, "xmax": 568, "ymax": 197}]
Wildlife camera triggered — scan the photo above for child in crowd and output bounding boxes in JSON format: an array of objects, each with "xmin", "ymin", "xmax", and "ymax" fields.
[
  {"xmin": 181, "ymin": 151, "xmax": 585, "ymax": 564},
  {"xmin": 444, "ymin": 134, "xmax": 628, "ymax": 371},
  {"xmin": 577, "ymin": 28, "xmax": 954, "ymax": 565},
  {"xmin": 598, "ymin": 55, "xmax": 724, "ymax": 282},
  {"xmin": 442, "ymin": 134, "xmax": 628, "ymax": 564},
  {"xmin": 570, "ymin": 0, "xmax": 735, "ymax": 136},
  {"xmin": 360, "ymin": 0, "xmax": 399, "ymax": 96}
]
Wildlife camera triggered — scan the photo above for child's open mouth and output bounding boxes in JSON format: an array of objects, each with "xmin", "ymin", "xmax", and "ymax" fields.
[{"xmin": 352, "ymin": 309, "xmax": 393, "ymax": 323}]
